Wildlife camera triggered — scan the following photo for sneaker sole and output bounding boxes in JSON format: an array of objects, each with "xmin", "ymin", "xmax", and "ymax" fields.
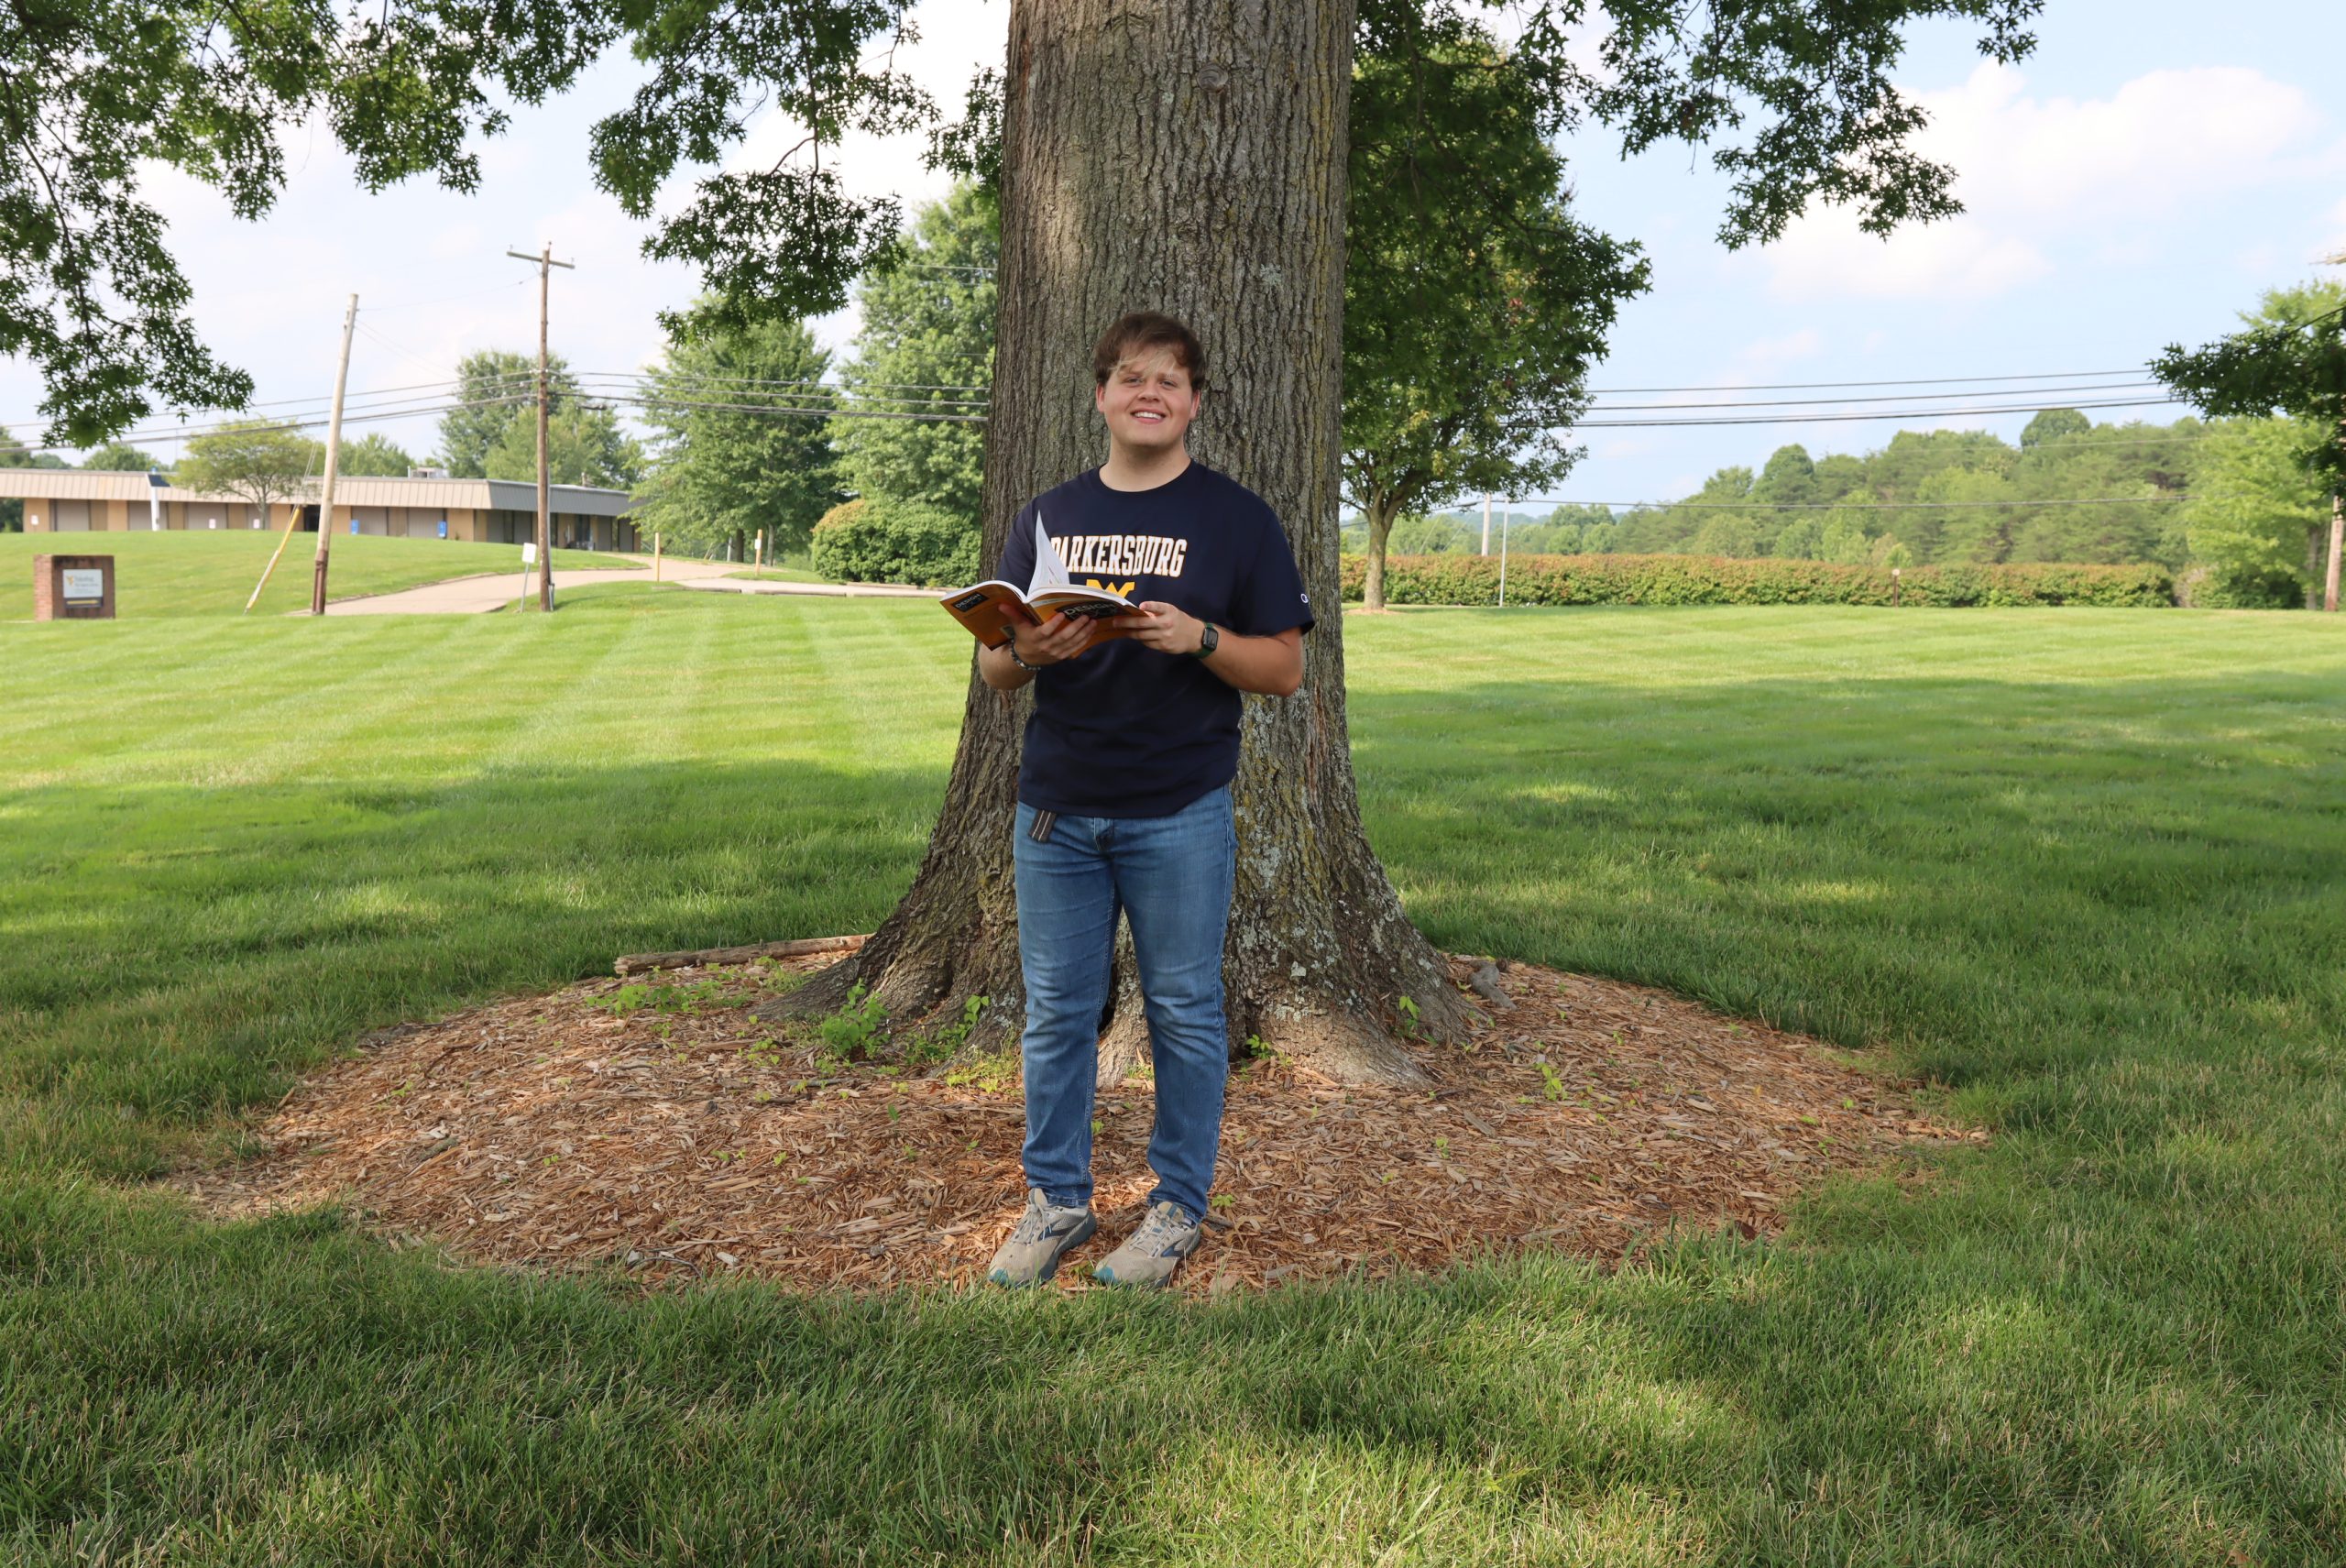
[{"xmin": 986, "ymin": 1212, "xmax": 1098, "ymax": 1288}]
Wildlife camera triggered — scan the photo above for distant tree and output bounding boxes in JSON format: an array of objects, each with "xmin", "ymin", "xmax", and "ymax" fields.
[
  {"xmin": 829, "ymin": 183, "xmax": 996, "ymax": 528},
  {"xmin": 1388, "ymin": 512, "xmax": 1474, "ymax": 554},
  {"xmin": 1814, "ymin": 454, "xmax": 1867, "ymax": 499},
  {"xmin": 1691, "ymin": 511, "xmax": 1762, "ymax": 557},
  {"xmin": 337, "ymin": 433, "xmax": 417, "ymax": 477},
  {"xmin": 2010, "ymin": 420, "xmax": 2195, "ymax": 567},
  {"xmin": 1619, "ymin": 466, "xmax": 1750, "ymax": 553},
  {"xmin": 2155, "ymin": 280, "xmax": 2346, "ymax": 607},
  {"xmin": 1770, "ymin": 514, "xmax": 1826, "ymax": 559},
  {"xmin": 1507, "ymin": 502, "xmax": 1616, "ymax": 554},
  {"xmin": 1911, "ymin": 467, "xmax": 2015, "ymax": 563},
  {"xmin": 484, "ymin": 402, "xmax": 641, "ymax": 490},
  {"xmin": 2021, "ymin": 407, "xmax": 2092, "ymax": 447},
  {"xmin": 437, "ymin": 350, "xmax": 582, "ymax": 478},
  {"xmin": 1645, "ymin": 420, "xmax": 2209, "ymax": 568},
  {"xmin": 175, "ymin": 421, "xmax": 322, "ymax": 521},
  {"xmin": 2181, "ymin": 417, "xmax": 2330, "ymax": 607},
  {"xmin": 1818, "ymin": 511, "xmax": 1872, "ymax": 565},
  {"xmin": 1922, "ymin": 468, "xmax": 2020, "ymax": 563},
  {"xmin": 638, "ymin": 312, "xmax": 843, "ymax": 560},
  {"xmin": 80, "ymin": 440, "xmax": 160, "ymax": 470},
  {"xmin": 1752, "ymin": 444, "xmax": 1822, "ymax": 508},
  {"xmin": 1868, "ymin": 428, "xmax": 2013, "ymax": 500},
  {"xmin": 1340, "ymin": 16, "xmax": 1646, "ymax": 609}
]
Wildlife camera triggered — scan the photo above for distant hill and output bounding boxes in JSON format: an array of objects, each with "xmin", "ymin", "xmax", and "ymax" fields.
[{"xmin": 1343, "ymin": 411, "xmax": 2202, "ymax": 571}]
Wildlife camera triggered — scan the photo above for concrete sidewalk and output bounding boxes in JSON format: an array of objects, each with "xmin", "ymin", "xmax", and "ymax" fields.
[
  {"xmin": 675, "ymin": 575, "xmax": 936, "ymax": 599},
  {"xmin": 321, "ymin": 562, "xmax": 936, "ymax": 614},
  {"xmin": 320, "ymin": 568, "xmax": 667, "ymax": 615}
]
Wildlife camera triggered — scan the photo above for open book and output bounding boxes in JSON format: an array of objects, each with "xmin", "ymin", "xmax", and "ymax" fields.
[{"xmin": 938, "ymin": 515, "xmax": 1138, "ymax": 649}]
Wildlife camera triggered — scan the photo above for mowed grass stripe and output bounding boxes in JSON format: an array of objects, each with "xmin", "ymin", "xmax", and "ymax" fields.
[{"xmin": 2, "ymin": 598, "xmax": 2343, "ymax": 1563}]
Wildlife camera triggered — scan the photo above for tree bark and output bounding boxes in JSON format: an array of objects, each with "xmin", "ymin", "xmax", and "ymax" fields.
[
  {"xmin": 784, "ymin": 0, "xmax": 1465, "ymax": 1087},
  {"xmin": 1362, "ymin": 491, "xmax": 1404, "ymax": 612}
]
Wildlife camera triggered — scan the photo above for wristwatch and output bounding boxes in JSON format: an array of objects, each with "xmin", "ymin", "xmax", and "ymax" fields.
[{"xmin": 1190, "ymin": 622, "xmax": 1221, "ymax": 660}]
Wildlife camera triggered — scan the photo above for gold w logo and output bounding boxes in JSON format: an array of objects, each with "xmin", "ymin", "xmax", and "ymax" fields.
[{"xmin": 1084, "ymin": 578, "xmax": 1137, "ymax": 598}]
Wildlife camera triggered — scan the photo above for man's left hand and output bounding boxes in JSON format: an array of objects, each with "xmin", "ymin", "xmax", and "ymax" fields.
[{"xmin": 1113, "ymin": 600, "xmax": 1206, "ymax": 655}]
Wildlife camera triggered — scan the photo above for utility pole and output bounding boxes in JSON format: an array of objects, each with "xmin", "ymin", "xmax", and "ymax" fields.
[
  {"xmin": 1481, "ymin": 494, "xmax": 1491, "ymax": 556},
  {"xmin": 309, "ymin": 293, "xmax": 358, "ymax": 615},
  {"xmin": 507, "ymin": 243, "xmax": 575, "ymax": 610},
  {"xmin": 2323, "ymin": 249, "xmax": 2345, "ymax": 612}
]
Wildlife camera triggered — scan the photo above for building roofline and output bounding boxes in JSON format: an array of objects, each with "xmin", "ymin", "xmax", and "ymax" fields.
[{"xmin": 0, "ymin": 470, "xmax": 634, "ymax": 515}]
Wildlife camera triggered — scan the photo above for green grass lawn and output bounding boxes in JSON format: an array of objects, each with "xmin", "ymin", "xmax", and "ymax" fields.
[
  {"xmin": 1, "ymin": 531, "xmax": 635, "ymax": 620},
  {"xmin": 4, "ymin": 594, "xmax": 2342, "ymax": 1564}
]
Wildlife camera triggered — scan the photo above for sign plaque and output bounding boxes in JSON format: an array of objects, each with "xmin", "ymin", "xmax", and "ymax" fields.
[{"xmin": 33, "ymin": 554, "xmax": 115, "ymax": 620}]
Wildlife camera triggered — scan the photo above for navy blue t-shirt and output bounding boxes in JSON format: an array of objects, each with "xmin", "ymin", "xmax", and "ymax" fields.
[{"xmin": 999, "ymin": 462, "xmax": 1315, "ymax": 819}]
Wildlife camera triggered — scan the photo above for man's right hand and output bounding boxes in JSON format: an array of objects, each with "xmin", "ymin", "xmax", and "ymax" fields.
[{"xmin": 1011, "ymin": 611, "xmax": 1096, "ymax": 667}]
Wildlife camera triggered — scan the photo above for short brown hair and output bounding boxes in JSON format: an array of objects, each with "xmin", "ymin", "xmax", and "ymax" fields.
[{"xmin": 1091, "ymin": 311, "xmax": 1208, "ymax": 393}]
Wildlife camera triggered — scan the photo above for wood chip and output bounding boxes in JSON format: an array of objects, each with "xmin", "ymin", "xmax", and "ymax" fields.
[{"xmin": 174, "ymin": 947, "xmax": 1965, "ymax": 1296}]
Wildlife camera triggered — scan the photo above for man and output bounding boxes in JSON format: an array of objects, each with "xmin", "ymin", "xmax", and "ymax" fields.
[{"xmin": 981, "ymin": 311, "xmax": 1314, "ymax": 1289}]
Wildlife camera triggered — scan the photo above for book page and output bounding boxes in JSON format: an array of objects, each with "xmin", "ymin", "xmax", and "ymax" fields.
[{"xmin": 1027, "ymin": 512, "xmax": 1070, "ymax": 595}]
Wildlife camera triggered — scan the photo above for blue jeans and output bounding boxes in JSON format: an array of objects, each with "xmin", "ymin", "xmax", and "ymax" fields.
[{"xmin": 1012, "ymin": 785, "xmax": 1236, "ymax": 1220}]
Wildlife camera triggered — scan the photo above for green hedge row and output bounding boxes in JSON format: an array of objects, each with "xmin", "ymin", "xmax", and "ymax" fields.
[
  {"xmin": 1340, "ymin": 553, "xmax": 2177, "ymax": 608},
  {"xmin": 811, "ymin": 498, "xmax": 981, "ymax": 587}
]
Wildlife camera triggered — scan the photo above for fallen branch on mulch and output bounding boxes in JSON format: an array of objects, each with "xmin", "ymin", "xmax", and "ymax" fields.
[
  {"xmin": 614, "ymin": 933, "xmax": 867, "ymax": 976},
  {"xmin": 179, "ymin": 949, "xmax": 1980, "ymax": 1295}
]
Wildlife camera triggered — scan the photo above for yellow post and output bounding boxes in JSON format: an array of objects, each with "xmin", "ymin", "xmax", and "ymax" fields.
[{"xmin": 653, "ymin": 531, "xmax": 663, "ymax": 582}]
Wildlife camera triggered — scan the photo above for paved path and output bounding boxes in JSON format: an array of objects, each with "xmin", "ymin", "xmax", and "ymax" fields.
[
  {"xmin": 321, "ymin": 568, "xmax": 665, "ymax": 615},
  {"xmin": 321, "ymin": 561, "xmax": 934, "ymax": 615},
  {"xmin": 676, "ymin": 575, "xmax": 936, "ymax": 599},
  {"xmin": 316, "ymin": 561, "xmax": 928, "ymax": 615}
]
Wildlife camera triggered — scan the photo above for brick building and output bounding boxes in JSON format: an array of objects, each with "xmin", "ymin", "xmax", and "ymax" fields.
[{"xmin": 3, "ymin": 471, "xmax": 638, "ymax": 552}]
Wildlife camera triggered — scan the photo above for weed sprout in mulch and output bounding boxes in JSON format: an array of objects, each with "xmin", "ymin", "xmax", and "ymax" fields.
[{"xmin": 182, "ymin": 948, "xmax": 1980, "ymax": 1294}]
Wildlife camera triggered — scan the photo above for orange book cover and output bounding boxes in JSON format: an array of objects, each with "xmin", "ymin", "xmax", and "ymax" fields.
[{"xmin": 937, "ymin": 514, "xmax": 1137, "ymax": 650}]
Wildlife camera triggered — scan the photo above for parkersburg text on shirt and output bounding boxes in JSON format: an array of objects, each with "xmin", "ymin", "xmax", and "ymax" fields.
[{"xmin": 1049, "ymin": 534, "xmax": 1190, "ymax": 578}]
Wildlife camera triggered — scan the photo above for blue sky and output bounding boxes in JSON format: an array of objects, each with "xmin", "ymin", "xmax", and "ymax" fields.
[{"xmin": 4, "ymin": 0, "xmax": 2338, "ymax": 508}]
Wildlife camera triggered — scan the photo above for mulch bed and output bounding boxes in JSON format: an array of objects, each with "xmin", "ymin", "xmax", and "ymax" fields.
[{"xmin": 179, "ymin": 949, "xmax": 1979, "ymax": 1295}]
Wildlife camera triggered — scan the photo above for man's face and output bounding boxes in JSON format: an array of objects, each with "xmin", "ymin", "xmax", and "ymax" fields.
[{"xmin": 1094, "ymin": 347, "xmax": 1202, "ymax": 456}]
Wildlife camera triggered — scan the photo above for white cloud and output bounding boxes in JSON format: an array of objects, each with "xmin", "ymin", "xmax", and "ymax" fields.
[
  {"xmin": 1929, "ymin": 62, "xmax": 2322, "ymax": 217},
  {"xmin": 1759, "ymin": 61, "xmax": 2327, "ymax": 302},
  {"xmin": 1764, "ymin": 217, "xmax": 2050, "ymax": 302}
]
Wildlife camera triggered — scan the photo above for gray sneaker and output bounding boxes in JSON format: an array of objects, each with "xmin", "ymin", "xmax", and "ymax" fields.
[
  {"xmin": 1091, "ymin": 1201, "xmax": 1203, "ymax": 1289},
  {"xmin": 986, "ymin": 1189, "xmax": 1097, "ymax": 1287}
]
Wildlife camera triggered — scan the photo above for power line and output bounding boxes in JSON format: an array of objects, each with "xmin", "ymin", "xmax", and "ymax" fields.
[
  {"xmin": 600, "ymin": 392, "xmax": 985, "ymax": 424},
  {"xmin": 1503, "ymin": 495, "xmax": 2193, "ymax": 512},
  {"xmin": 576, "ymin": 368, "xmax": 991, "ymax": 395},
  {"xmin": 1584, "ymin": 381, "xmax": 2165, "ymax": 413},
  {"xmin": 1586, "ymin": 367, "xmax": 2149, "ymax": 394},
  {"xmin": 596, "ymin": 383, "xmax": 992, "ymax": 413},
  {"xmin": 1574, "ymin": 396, "xmax": 2184, "ymax": 428}
]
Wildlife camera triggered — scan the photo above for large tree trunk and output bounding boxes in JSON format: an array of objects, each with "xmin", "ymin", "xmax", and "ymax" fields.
[{"xmin": 785, "ymin": 0, "xmax": 1466, "ymax": 1086}]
